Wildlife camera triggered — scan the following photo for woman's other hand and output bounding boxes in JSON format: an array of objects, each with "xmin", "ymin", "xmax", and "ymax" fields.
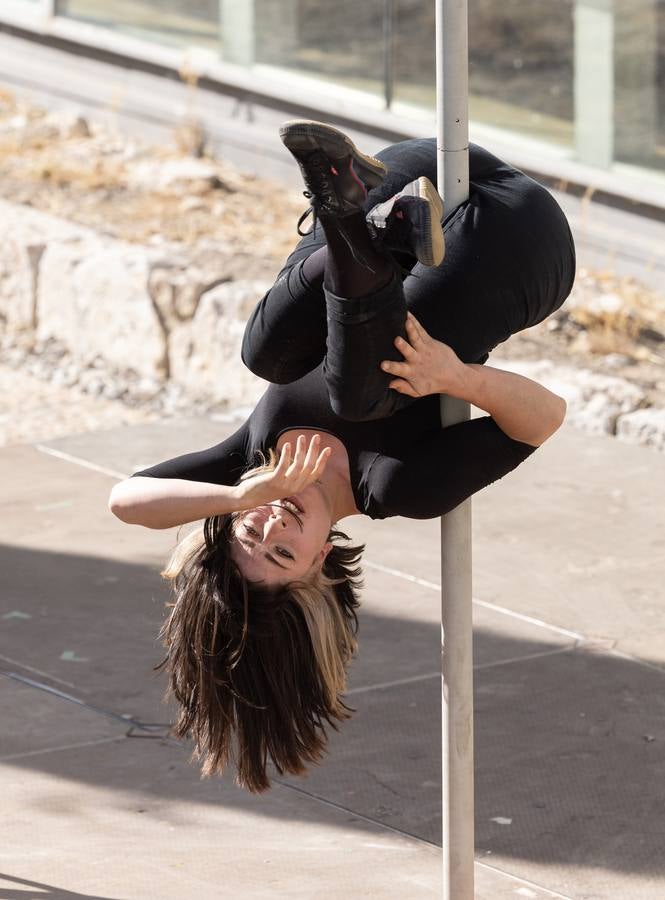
[
  {"xmin": 235, "ymin": 434, "xmax": 331, "ymax": 509},
  {"xmin": 380, "ymin": 312, "xmax": 466, "ymax": 398}
]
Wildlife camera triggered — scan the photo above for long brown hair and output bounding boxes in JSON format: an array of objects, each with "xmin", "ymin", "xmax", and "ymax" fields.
[{"xmin": 156, "ymin": 512, "xmax": 364, "ymax": 793}]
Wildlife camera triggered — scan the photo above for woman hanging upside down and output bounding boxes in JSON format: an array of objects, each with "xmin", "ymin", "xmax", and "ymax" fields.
[{"xmin": 108, "ymin": 121, "xmax": 575, "ymax": 793}]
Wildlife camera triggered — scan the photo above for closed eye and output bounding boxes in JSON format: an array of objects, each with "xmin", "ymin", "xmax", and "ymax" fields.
[{"xmin": 244, "ymin": 525, "xmax": 294, "ymax": 560}]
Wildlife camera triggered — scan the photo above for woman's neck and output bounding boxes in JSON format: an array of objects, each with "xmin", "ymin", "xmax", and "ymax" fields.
[
  {"xmin": 317, "ymin": 459, "xmax": 360, "ymax": 522},
  {"xmin": 276, "ymin": 428, "xmax": 360, "ymax": 521}
]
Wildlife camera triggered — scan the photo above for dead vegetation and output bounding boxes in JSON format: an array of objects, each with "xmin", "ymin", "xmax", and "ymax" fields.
[
  {"xmin": 0, "ymin": 88, "xmax": 663, "ymax": 408},
  {"xmin": 0, "ymin": 87, "xmax": 303, "ymax": 266}
]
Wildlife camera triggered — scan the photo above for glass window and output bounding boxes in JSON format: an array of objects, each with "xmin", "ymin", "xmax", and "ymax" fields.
[
  {"xmin": 468, "ymin": 0, "xmax": 574, "ymax": 147},
  {"xmin": 392, "ymin": 0, "xmax": 436, "ymax": 110},
  {"xmin": 392, "ymin": 0, "xmax": 574, "ymax": 148},
  {"xmin": 613, "ymin": 0, "xmax": 665, "ymax": 171},
  {"xmin": 59, "ymin": 0, "xmax": 219, "ymax": 52},
  {"xmin": 660, "ymin": 5, "xmax": 665, "ymax": 169},
  {"xmin": 252, "ymin": 0, "xmax": 385, "ymax": 100}
]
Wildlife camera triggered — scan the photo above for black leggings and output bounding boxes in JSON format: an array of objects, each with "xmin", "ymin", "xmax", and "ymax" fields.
[{"xmin": 241, "ymin": 141, "xmax": 576, "ymax": 421}]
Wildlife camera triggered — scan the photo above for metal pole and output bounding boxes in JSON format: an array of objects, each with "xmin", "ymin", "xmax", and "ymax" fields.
[{"xmin": 435, "ymin": 0, "xmax": 472, "ymax": 898}]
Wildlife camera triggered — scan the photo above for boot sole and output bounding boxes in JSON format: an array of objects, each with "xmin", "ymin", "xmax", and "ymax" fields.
[
  {"xmin": 367, "ymin": 176, "xmax": 445, "ymax": 267},
  {"xmin": 408, "ymin": 176, "xmax": 445, "ymax": 267},
  {"xmin": 279, "ymin": 119, "xmax": 387, "ymax": 189}
]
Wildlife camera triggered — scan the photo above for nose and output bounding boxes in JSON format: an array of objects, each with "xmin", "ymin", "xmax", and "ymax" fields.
[{"xmin": 264, "ymin": 511, "xmax": 288, "ymax": 538}]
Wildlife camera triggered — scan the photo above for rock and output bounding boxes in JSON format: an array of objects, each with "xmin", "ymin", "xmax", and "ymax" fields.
[
  {"xmin": 37, "ymin": 234, "xmax": 168, "ymax": 380},
  {"xmin": 44, "ymin": 109, "xmax": 91, "ymax": 139},
  {"xmin": 494, "ymin": 359, "xmax": 646, "ymax": 435},
  {"xmin": 0, "ymin": 200, "xmax": 84, "ymax": 333},
  {"xmin": 0, "ymin": 113, "xmax": 27, "ymax": 133},
  {"xmin": 616, "ymin": 408, "xmax": 665, "ymax": 452},
  {"xmin": 566, "ymin": 291, "xmax": 623, "ymax": 316},
  {"xmin": 169, "ymin": 280, "xmax": 270, "ymax": 407},
  {"xmin": 125, "ymin": 157, "xmax": 226, "ymax": 194},
  {"xmin": 0, "ymin": 240, "xmax": 42, "ymax": 332},
  {"xmin": 603, "ymin": 353, "xmax": 634, "ymax": 370},
  {"xmin": 0, "ymin": 199, "xmax": 263, "ymax": 398},
  {"xmin": 147, "ymin": 255, "xmax": 231, "ymax": 330}
]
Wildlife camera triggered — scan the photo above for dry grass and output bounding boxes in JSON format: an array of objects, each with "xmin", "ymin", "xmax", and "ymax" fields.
[
  {"xmin": 559, "ymin": 268, "xmax": 665, "ymax": 363},
  {"xmin": 0, "ymin": 88, "xmax": 663, "ymax": 382},
  {"xmin": 0, "ymin": 88, "xmax": 304, "ymax": 264}
]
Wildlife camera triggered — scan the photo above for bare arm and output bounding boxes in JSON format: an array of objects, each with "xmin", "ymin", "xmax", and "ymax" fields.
[
  {"xmin": 381, "ymin": 312, "xmax": 566, "ymax": 447},
  {"xmin": 108, "ymin": 435, "xmax": 331, "ymax": 529},
  {"xmin": 452, "ymin": 363, "xmax": 566, "ymax": 447},
  {"xmin": 108, "ymin": 477, "xmax": 244, "ymax": 529}
]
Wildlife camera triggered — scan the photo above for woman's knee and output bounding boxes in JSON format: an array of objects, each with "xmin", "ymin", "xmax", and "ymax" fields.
[
  {"xmin": 325, "ymin": 371, "xmax": 410, "ymax": 422},
  {"xmin": 241, "ymin": 331, "xmax": 320, "ymax": 385}
]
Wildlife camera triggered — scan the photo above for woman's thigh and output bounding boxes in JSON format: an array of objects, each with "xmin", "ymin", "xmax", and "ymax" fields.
[
  {"xmin": 403, "ymin": 169, "xmax": 576, "ymax": 363},
  {"xmin": 243, "ymin": 144, "xmax": 576, "ymax": 385},
  {"xmin": 241, "ymin": 224, "xmax": 329, "ymax": 383}
]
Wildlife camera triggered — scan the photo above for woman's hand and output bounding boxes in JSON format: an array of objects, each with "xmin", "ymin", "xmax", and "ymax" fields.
[
  {"xmin": 235, "ymin": 434, "xmax": 331, "ymax": 510},
  {"xmin": 380, "ymin": 312, "xmax": 467, "ymax": 398}
]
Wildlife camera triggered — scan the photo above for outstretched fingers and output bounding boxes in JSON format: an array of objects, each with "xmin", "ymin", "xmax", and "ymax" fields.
[
  {"xmin": 406, "ymin": 311, "xmax": 428, "ymax": 343},
  {"xmin": 393, "ymin": 334, "xmax": 416, "ymax": 360},
  {"xmin": 302, "ymin": 434, "xmax": 331, "ymax": 476},
  {"xmin": 288, "ymin": 434, "xmax": 331, "ymax": 483},
  {"xmin": 275, "ymin": 441, "xmax": 292, "ymax": 473},
  {"xmin": 313, "ymin": 445, "xmax": 332, "ymax": 476},
  {"xmin": 289, "ymin": 433, "xmax": 307, "ymax": 473}
]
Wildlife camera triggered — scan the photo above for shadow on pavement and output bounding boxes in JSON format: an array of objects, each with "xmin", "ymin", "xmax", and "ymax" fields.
[
  {"xmin": 2, "ymin": 541, "xmax": 665, "ymax": 878},
  {"xmin": 0, "ymin": 872, "xmax": 126, "ymax": 900}
]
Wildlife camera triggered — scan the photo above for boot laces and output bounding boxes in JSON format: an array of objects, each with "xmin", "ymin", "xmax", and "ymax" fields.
[{"xmin": 294, "ymin": 152, "xmax": 378, "ymax": 274}]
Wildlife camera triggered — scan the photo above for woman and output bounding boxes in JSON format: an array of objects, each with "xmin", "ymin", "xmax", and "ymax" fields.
[{"xmin": 108, "ymin": 121, "xmax": 574, "ymax": 793}]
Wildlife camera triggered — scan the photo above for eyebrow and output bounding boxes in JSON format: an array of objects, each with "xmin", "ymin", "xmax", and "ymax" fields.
[{"xmin": 239, "ymin": 538, "xmax": 289, "ymax": 570}]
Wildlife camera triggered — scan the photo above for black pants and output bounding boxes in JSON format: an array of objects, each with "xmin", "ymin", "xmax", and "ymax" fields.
[{"xmin": 241, "ymin": 141, "xmax": 576, "ymax": 421}]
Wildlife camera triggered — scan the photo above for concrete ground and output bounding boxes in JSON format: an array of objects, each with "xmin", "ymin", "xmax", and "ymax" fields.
[{"xmin": 1, "ymin": 415, "xmax": 665, "ymax": 899}]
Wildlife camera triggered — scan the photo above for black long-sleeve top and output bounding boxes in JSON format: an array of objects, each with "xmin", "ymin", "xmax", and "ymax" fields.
[{"xmin": 131, "ymin": 365, "xmax": 536, "ymax": 520}]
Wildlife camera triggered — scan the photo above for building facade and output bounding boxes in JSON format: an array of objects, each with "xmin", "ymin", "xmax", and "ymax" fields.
[{"xmin": 3, "ymin": 0, "xmax": 664, "ymax": 206}]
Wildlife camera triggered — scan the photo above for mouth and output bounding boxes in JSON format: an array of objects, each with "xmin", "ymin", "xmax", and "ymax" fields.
[{"xmin": 282, "ymin": 496, "xmax": 304, "ymax": 514}]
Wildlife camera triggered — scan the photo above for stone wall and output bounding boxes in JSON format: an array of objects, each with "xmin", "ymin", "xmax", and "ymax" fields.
[
  {"xmin": 0, "ymin": 198, "xmax": 270, "ymax": 411},
  {"xmin": 1, "ymin": 196, "xmax": 664, "ymax": 452}
]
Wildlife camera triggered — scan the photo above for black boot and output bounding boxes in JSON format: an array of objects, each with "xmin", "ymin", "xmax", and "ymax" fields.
[
  {"xmin": 366, "ymin": 176, "xmax": 445, "ymax": 267},
  {"xmin": 280, "ymin": 119, "xmax": 387, "ymax": 231}
]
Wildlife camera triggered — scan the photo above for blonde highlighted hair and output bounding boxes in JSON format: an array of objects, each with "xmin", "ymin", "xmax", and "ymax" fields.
[{"xmin": 156, "ymin": 450, "xmax": 364, "ymax": 793}]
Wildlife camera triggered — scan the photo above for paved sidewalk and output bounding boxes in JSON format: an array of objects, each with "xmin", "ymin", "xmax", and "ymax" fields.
[{"xmin": 1, "ymin": 418, "xmax": 664, "ymax": 899}]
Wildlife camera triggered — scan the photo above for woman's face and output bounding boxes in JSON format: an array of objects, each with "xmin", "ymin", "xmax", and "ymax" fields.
[{"xmin": 230, "ymin": 483, "xmax": 333, "ymax": 586}]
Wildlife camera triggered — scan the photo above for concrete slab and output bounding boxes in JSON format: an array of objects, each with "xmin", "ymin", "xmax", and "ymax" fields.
[
  {"xmin": 0, "ymin": 679, "xmax": 125, "ymax": 759},
  {"xmin": 1, "ymin": 435, "xmax": 575, "ymax": 719},
  {"xmin": 350, "ymin": 424, "xmax": 665, "ymax": 668},
  {"xmin": 40, "ymin": 421, "xmax": 665, "ymax": 664},
  {"xmin": 1, "ymin": 736, "xmax": 441, "ymax": 900},
  {"xmin": 31, "ymin": 416, "xmax": 252, "ymax": 479},
  {"xmin": 42, "ymin": 417, "xmax": 665, "ymax": 669},
  {"xmin": 0, "ymin": 671, "xmax": 559, "ymax": 899},
  {"xmin": 473, "ymin": 647, "xmax": 665, "ymax": 898},
  {"xmin": 2, "ymin": 418, "xmax": 665, "ymax": 898}
]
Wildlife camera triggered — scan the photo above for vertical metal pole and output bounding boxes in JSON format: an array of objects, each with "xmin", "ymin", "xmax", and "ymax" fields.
[{"xmin": 435, "ymin": 0, "xmax": 472, "ymax": 898}]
